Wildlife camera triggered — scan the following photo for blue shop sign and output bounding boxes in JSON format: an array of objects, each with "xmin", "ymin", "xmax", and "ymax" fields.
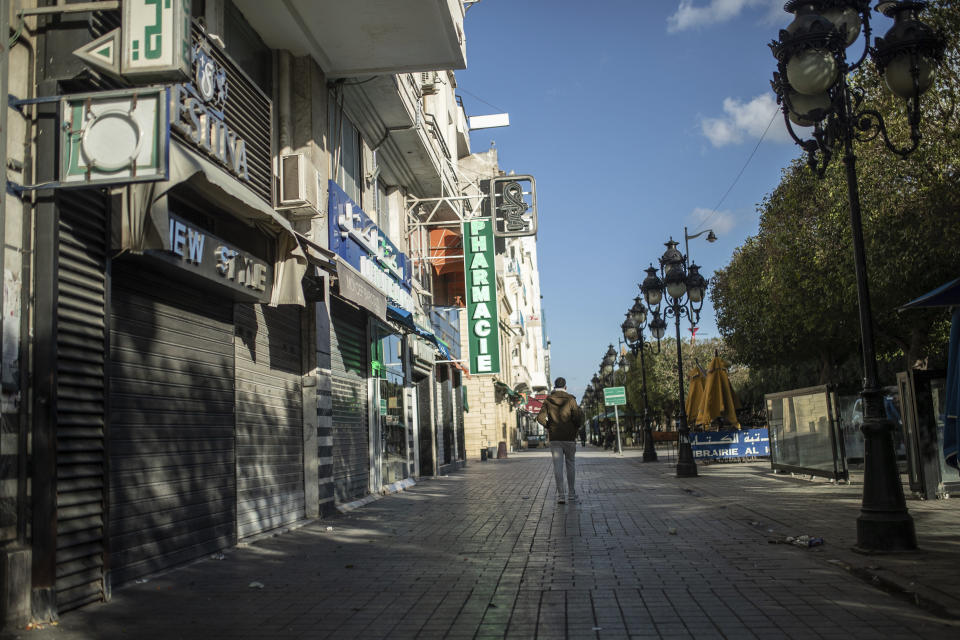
[
  {"xmin": 691, "ymin": 428, "xmax": 770, "ymax": 460},
  {"xmin": 328, "ymin": 181, "xmax": 410, "ymax": 292}
]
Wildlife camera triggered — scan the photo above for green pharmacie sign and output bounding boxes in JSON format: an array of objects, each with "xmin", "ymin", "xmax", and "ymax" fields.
[{"xmin": 463, "ymin": 219, "xmax": 500, "ymax": 375}]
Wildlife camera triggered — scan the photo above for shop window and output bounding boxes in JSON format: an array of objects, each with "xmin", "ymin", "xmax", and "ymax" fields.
[{"xmin": 373, "ymin": 327, "xmax": 407, "ymax": 484}]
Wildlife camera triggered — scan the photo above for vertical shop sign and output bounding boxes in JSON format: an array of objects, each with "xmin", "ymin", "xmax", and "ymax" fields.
[{"xmin": 462, "ymin": 219, "xmax": 500, "ymax": 375}]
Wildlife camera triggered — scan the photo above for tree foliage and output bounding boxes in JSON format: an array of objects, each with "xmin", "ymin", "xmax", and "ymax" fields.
[{"xmin": 711, "ymin": 0, "xmax": 960, "ymax": 397}]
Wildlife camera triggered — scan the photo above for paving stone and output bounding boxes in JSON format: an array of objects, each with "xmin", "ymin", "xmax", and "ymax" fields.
[{"xmin": 8, "ymin": 451, "xmax": 960, "ymax": 640}]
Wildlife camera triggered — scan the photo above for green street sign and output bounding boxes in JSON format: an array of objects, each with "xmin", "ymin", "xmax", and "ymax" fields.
[{"xmin": 603, "ymin": 386, "xmax": 627, "ymax": 406}]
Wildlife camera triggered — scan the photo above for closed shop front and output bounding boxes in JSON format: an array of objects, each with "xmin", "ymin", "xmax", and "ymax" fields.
[
  {"xmin": 417, "ymin": 375, "xmax": 435, "ymax": 477},
  {"xmin": 235, "ymin": 304, "xmax": 304, "ymax": 539},
  {"xmin": 107, "ymin": 186, "xmax": 306, "ymax": 584},
  {"xmin": 108, "ymin": 263, "xmax": 237, "ymax": 586},
  {"xmin": 33, "ymin": 5, "xmax": 316, "ymax": 615},
  {"xmin": 54, "ymin": 189, "xmax": 109, "ymax": 611},
  {"xmin": 330, "ymin": 298, "xmax": 370, "ymax": 502},
  {"xmin": 438, "ymin": 365, "xmax": 454, "ymax": 466}
]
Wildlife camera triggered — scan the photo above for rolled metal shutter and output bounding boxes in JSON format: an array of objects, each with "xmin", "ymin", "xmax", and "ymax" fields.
[
  {"xmin": 455, "ymin": 377, "xmax": 465, "ymax": 461},
  {"xmin": 235, "ymin": 304, "xmax": 304, "ymax": 539},
  {"xmin": 108, "ymin": 265, "xmax": 236, "ymax": 586},
  {"xmin": 440, "ymin": 367, "xmax": 453, "ymax": 465},
  {"xmin": 330, "ymin": 300, "xmax": 369, "ymax": 502},
  {"xmin": 55, "ymin": 189, "xmax": 108, "ymax": 612},
  {"xmin": 417, "ymin": 375, "xmax": 433, "ymax": 476}
]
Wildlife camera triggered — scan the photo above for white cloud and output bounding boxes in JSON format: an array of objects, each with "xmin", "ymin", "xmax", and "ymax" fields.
[
  {"xmin": 700, "ymin": 93, "xmax": 795, "ymax": 147},
  {"xmin": 689, "ymin": 207, "xmax": 735, "ymax": 235},
  {"xmin": 667, "ymin": 0, "xmax": 782, "ymax": 33}
]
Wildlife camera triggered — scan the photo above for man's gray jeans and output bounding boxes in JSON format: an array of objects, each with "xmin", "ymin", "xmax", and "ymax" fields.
[{"xmin": 549, "ymin": 441, "xmax": 577, "ymax": 498}]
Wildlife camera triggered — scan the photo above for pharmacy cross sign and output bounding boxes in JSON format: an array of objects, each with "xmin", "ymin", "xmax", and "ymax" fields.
[{"xmin": 488, "ymin": 175, "xmax": 538, "ymax": 238}]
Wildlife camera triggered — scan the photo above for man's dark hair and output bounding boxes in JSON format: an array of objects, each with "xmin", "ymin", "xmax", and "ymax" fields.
[{"xmin": 554, "ymin": 377, "xmax": 566, "ymax": 389}]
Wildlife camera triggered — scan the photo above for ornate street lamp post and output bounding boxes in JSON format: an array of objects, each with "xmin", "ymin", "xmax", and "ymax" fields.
[
  {"xmin": 769, "ymin": 0, "xmax": 944, "ymax": 552},
  {"xmin": 641, "ymin": 241, "xmax": 707, "ymax": 478},
  {"xmin": 621, "ymin": 297, "xmax": 663, "ymax": 462},
  {"xmin": 590, "ymin": 373, "xmax": 602, "ymax": 445}
]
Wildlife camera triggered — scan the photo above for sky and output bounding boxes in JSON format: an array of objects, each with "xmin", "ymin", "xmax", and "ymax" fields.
[{"xmin": 456, "ymin": 0, "xmax": 810, "ymax": 396}]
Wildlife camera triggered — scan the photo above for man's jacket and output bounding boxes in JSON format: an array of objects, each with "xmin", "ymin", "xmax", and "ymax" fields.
[{"xmin": 536, "ymin": 390, "xmax": 584, "ymax": 441}]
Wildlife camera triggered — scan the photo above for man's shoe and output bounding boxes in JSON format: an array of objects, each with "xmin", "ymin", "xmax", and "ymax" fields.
[
  {"xmin": 557, "ymin": 496, "xmax": 566, "ymax": 504},
  {"xmin": 568, "ymin": 494, "xmax": 579, "ymax": 503}
]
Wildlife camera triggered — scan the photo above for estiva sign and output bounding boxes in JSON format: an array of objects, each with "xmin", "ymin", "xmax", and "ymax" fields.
[{"xmin": 462, "ymin": 219, "xmax": 500, "ymax": 375}]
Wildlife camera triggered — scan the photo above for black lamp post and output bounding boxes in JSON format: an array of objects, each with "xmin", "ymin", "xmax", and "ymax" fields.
[
  {"xmin": 769, "ymin": 0, "xmax": 944, "ymax": 552},
  {"xmin": 590, "ymin": 373, "xmax": 603, "ymax": 444},
  {"xmin": 641, "ymin": 241, "xmax": 708, "ymax": 478},
  {"xmin": 621, "ymin": 298, "xmax": 662, "ymax": 462}
]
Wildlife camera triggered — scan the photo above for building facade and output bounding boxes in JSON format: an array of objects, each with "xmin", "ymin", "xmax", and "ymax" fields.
[{"xmin": 0, "ymin": 0, "xmax": 501, "ymax": 627}]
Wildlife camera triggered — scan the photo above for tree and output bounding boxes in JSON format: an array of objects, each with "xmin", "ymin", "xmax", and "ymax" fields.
[{"xmin": 712, "ymin": 0, "xmax": 960, "ymax": 395}]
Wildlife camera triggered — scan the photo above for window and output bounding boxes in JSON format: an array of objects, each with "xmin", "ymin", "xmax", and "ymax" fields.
[
  {"xmin": 329, "ymin": 98, "xmax": 362, "ymax": 205},
  {"xmin": 225, "ymin": 3, "xmax": 271, "ymax": 92}
]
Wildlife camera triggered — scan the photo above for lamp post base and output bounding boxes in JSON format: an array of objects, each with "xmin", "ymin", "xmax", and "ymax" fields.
[
  {"xmin": 856, "ymin": 396, "xmax": 917, "ymax": 553},
  {"xmin": 676, "ymin": 436, "xmax": 698, "ymax": 477},
  {"xmin": 676, "ymin": 460, "xmax": 698, "ymax": 477},
  {"xmin": 642, "ymin": 425, "xmax": 657, "ymax": 462},
  {"xmin": 855, "ymin": 512, "xmax": 917, "ymax": 553}
]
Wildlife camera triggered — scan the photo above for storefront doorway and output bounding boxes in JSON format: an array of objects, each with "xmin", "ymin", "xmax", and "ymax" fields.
[{"xmin": 373, "ymin": 330, "xmax": 408, "ymax": 485}]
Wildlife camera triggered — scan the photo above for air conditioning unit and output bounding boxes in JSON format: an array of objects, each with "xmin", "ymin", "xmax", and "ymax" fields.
[
  {"xmin": 276, "ymin": 153, "xmax": 322, "ymax": 218},
  {"xmin": 420, "ymin": 71, "xmax": 440, "ymax": 95}
]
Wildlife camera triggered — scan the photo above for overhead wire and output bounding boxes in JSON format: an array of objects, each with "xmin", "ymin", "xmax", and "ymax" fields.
[{"xmin": 690, "ymin": 107, "xmax": 780, "ymax": 234}]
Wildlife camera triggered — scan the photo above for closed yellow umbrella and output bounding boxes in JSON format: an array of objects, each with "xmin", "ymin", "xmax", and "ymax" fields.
[
  {"xmin": 697, "ymin": 354, "xmax": 740, "ymax": 429},
  {"xmin": 685, "ymin": 366, "xmax": 706, "ymax": 427}
]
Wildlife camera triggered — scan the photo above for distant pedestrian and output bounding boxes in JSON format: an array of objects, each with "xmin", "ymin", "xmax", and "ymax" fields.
[
  {"xmin": 536, "ymin": 377, "xmax": 583, "ymax": 504},
  {"xmin": 603, "ymin": 419, "xmax": 615, "ymax": 450},
  {"xmin": 579, "ymin": 425, "xmax": 587, "ymax": 447}
]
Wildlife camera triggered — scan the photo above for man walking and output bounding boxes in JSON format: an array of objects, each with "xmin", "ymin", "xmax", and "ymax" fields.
[{"xmin": 536, "ymin": 377, "xmax": 584, "ymax": 504}]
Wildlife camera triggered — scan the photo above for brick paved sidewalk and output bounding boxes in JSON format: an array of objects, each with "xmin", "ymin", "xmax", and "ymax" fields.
[
  {"xmin": 668, "ymin": 454, "xmax": 960, "ymax": 620},
  {"xmin": 4, "ymin": 448, "xmax": 959, "ymax": 640}
]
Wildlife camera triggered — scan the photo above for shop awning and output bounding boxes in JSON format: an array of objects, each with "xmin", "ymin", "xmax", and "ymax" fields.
[
  {"xmin": 296, "ymin": 232, "xmax": 337, "ymax": 272},
  {"xmin": 434, "ymin": 337, "xmax": 452, "ymax": 362},
  {"xmin": 118, "ymin": 141, "xmax": 308, "ymax": 306},
  {"xmin": 494, "ymin": 380, "xmax": 520, "ymax": 399},
  {"xmin": 899, "ymin": 277, "xmax": 960, "ymax": 310},
  {"xmin": 385, "ymin": 305, "xmax": 465, "ymax": 371},
  {"xmin": 386, "ymin": 305, "xmax": 417, "ymax": 332}
]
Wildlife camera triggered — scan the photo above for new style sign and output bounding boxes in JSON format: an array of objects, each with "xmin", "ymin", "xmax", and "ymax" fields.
[
  {"xmin": 149, "ymin": 213, "xmax": 272, "ymax": 303},
  {"xmin": 462, "ymin": 219, "xmax": 500, "ymax": 375}
]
